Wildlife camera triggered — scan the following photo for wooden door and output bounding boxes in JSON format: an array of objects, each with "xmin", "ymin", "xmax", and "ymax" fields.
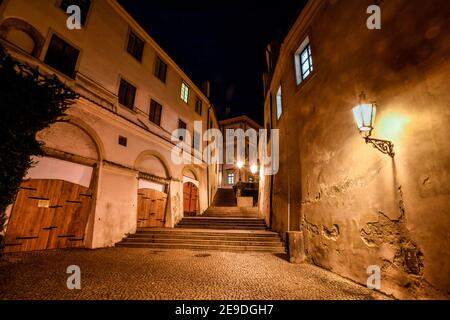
[
  {"xmin": 183, "ymin": 182, "xmax": 198, "ymax": 216},
  {"xmin": 137, "ymin": 189, "xmax": 168, "ymax": 228},
  {"xmin": 4, "ymin": 179, "xmax": 93, "ymax": 253}
]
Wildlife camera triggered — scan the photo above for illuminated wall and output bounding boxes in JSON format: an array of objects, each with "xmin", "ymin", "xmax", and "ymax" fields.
[{"xmin": 262, "ymin": 0, "xmax": 450, "ymax": 299}]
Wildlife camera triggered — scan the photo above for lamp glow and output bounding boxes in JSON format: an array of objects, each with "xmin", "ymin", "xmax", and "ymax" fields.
[
  {"xmin": 250, "ymin": 164, "xmax": 258, "ymax": 174},
  {"xmin": 236, "ymin": 161, "xmax": 244, "ymax": 169}
]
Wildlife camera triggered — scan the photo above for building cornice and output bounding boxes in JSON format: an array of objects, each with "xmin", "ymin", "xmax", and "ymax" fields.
[{"xmin": 219, "ymin": 115, "xmax": 263, "ymax": 130}]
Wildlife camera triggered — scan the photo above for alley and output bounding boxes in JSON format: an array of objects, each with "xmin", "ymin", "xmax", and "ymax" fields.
[{"xmin": 0, "ymin": 248, "xmax": 388, "ymax": 300}]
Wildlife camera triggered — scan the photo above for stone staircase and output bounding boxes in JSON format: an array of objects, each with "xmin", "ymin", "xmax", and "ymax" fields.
[{"xmin": 116, "ymin": 189, "xmax": 285, "ymax": 253}]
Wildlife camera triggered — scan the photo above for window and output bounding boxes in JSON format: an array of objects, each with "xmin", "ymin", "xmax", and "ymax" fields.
[
  {"xmin": 44, "ymin": 35, "xmax": 79, "ymax": 78},
  {"xmin": 60, "ymin": 0, "xmax": 91, "ymax": 25},
  {"xmin": 195, "ymin": 98, "xmax": 202, "ymax": 116},
  {"xmin": 295, "ymin": 37, "xmax": 314, "ymax": 85},
  {"xmin": 118, "ymin": 136, "xmax": 127, "ymax": 147},
  {"xmin": 118, "ymin": 79, "xmax": 136, "ymax": 110},
  {"xmin": 127, "ymin": 31, "xmax": 144, "ymax": 62},
  {"xmin": 178, "ymin": 119, "xmax": 187, "ymax": 141},
  {"xmin": 228, "ymin": 173, "xmax": 235, "ymax": 185},
  {"xmin": 276, "ymin": 86, "xmax": 283, "ymax": 120},
  {"xmin": 154, "ymin": 57, "xmax": 167, "ymax": 83},
  {"xmin": 149, "ymin": 99, "xmax": 162, "ymax": 126},
  {"xmin": 193, "ymin": 131, "xmax": 201, "ymax": 151},
  {"xmin": 181, "ymin": 82, "xmax": 190, "ymax": 104}
]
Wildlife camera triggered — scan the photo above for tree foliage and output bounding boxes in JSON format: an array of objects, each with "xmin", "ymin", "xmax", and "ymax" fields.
[{"xmin": 0, "ymin": 44, "xmax": 79, "ymax": 254}]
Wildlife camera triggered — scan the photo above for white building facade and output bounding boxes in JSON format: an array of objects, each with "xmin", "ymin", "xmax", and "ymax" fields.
[{"xmin": 0, "ymin": 0, "xmax": 220, "ymax": 252}]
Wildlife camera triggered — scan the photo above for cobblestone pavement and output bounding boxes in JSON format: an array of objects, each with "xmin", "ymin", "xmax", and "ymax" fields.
[{"xmin": 0, "ymin": 248, "xmax": 389, "ymax": 300}]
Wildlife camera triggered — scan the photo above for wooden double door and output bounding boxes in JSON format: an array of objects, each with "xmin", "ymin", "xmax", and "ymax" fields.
[
  {"xmin": 4, "ymin": 179, "xmax": 92, "ymax": 253},
  {"xmin": 137, "ymin": 189, "xmax": 168, "ymax": 228},
  {"xmin": 183, "ymin": 182, "xmax": 198, "ymax": 216}
]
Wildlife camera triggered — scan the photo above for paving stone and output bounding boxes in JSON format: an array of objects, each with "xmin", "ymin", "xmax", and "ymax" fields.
[{"xmin": 0, "ymin": 248, "xmax": 389, "ymax": 300}]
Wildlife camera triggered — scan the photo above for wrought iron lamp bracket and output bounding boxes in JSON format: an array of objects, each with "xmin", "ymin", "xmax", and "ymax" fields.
[{"xmin": 365, "ymin": 137, "xmax": 395, "ymax": 158}]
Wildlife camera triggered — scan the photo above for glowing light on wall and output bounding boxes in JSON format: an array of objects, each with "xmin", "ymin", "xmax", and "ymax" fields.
[{"xmin": 377, "ymin": 113, "xmax": 411, "ymax": 141}]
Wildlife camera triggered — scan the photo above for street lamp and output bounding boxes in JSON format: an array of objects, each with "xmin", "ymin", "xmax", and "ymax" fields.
[{"xmin": 352, "ymin": 92, "xmax": 395, "ymax": 158}]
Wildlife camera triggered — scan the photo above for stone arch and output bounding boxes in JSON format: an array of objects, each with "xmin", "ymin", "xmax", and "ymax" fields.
[
  {"xmin": 182, "ymin": 166, "xmax": 199, "ymax": 182},
  {"xmin": 37, "ymin": 116, "xmax": 105, "ymax": 163},
  {"xmin": 0, "ymin": 18, "xmax": 45, "ymax": 57},
  {"xmin": 134, "ymin": 150, "xmax": 171, "ymax": 179}
]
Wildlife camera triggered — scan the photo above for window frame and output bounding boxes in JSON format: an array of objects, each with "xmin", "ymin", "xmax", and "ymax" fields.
[
  {"xmin": 154, "ymin": 56, "xmax": 168, "ymax": 83},
  {"xmin": 195, "ymin": 97, "xmax": 203, "ymax": 116},
  {"xmin": 227, "ymin": 173, "xmax": 235, "ymax": 185},
  {"xmin": 181, "ymin": 82, "xmax": 190, "ymax": 104},
  {"xmin": 118, "ymin": 78, "xmax": 137, "ymax": 111},
  {"xmin": 178, "ymin": 119, "xmax": 187, "ymax": 141},
  {"xmin": 44, "ymin": 33, "xmax": 80, "ymax": 78},
  {"xmin": 276, "ymin": 85, "xmax": 283, "ymax": 120},
  {"xmin": 126, "ymin": 30, "xmax": 145, "ymax": 62},
  {"xmin": 294, "ymin": 36, "xmax": 314, "ymax": 86},
  {"xmin": 149, "ymin": 99, "xmax": 163, "ymax": 126}
]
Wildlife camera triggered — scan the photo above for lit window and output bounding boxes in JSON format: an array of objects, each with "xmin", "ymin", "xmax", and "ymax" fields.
[
  {"xmin": 228, "ymin": 173, "xmax": 235, "ymax": 185},
  {"xmin": 181, "ymin": 82, "xmax": 190, "ymax": 103},
  {"xmin": 276, "ymin": 86, "xmax": 282, "ymax": 120},
  {"xmin": 295, "ymin": 36, "xmax": 314, "ymax": 85}
]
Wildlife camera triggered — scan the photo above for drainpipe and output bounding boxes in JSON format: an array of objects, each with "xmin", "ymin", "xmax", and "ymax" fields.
[
  {"xmin": 206, "ymin": 105, "xmax": 211, "ymax": 207},
  {"xmin": 287, "ymin": 173, "xmax": 291, "ymax": 232},
  {"xmin": 269, "ymin": 93, "xmax": 274, "ymax": 229}
]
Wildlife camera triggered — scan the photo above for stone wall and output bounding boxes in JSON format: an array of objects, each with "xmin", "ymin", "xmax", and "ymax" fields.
[{"xmin": 263, "ymin": 0, "xmax": 450, "ymax": 299}]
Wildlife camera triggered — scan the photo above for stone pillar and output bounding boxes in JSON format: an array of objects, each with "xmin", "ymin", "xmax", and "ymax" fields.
[{"xmin": 286, "ymin": 231, "xmax": 305, "ymax": 264}]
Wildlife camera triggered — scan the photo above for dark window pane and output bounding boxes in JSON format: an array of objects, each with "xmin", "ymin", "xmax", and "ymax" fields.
[
  {"xmin": 149, "ymin": 100, "xmax": 162, "ymax": 126},
  {"xmin": 195, "ymin": 98, "xmax": 202, "ymax": 116},
  {"xmin": 127, "ymin": 31, "xmax": 144, "ymax": 62},
  {"xmin": 44, "ymin": 35, "xmax": 79, "ymax": 78},
  {"xmin": 118, "ymin": 79, "xmax": 136, "ymax": 110},
  {"xmin": 178, "ymin": 119, "xmax": 187, "ymax": 141},
  {"xmin": 118, "ymin": 136, "xmax": 127, "ymax": 147},
  {"xmin": 155, "ymin": 57, "xmax": 167, "ymax": 83},
  {"xmin": 60, "ymin": 0, "xmax": 91, "ymax": 25}
]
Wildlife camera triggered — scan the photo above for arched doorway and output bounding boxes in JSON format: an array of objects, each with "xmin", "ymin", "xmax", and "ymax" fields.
[
  {"xmin": 135, "ymin": 152, "xmax": 170, "ymax": 228},
  {"xmin": 4, "ymin": 120, "xmax": 100, "ymax": 253},
  {"xmin": 183, "ymin": 168, "xmax": 199, "ymax": 217}
]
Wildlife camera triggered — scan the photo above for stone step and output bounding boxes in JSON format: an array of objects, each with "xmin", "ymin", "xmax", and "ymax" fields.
[
  {"xmin": 116, "ymin": 242, "xmax": 286, "ymax": 253},
  {"xmin": 176, "ymin": 225, "xmax": 268, "ymax": 230},
  {"xmin": 129, "ymin": 234, "xmax": 282, "ymax": 242},
  {"xmin": 136, "ymin": 229, "xmax": 279, "ymax": 238},
  {"xmin": 121, "ymin": 238, "xmax": 284, "ymax": 247},
  {"xmin": 178, "ymin": 219, "xmax": 266, "ymax": 225}
]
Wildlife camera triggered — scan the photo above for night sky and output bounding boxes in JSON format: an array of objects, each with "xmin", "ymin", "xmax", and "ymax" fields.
[{"xmin": 118, "ymin": 0, "xmax": 308, "ymax": 124}]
